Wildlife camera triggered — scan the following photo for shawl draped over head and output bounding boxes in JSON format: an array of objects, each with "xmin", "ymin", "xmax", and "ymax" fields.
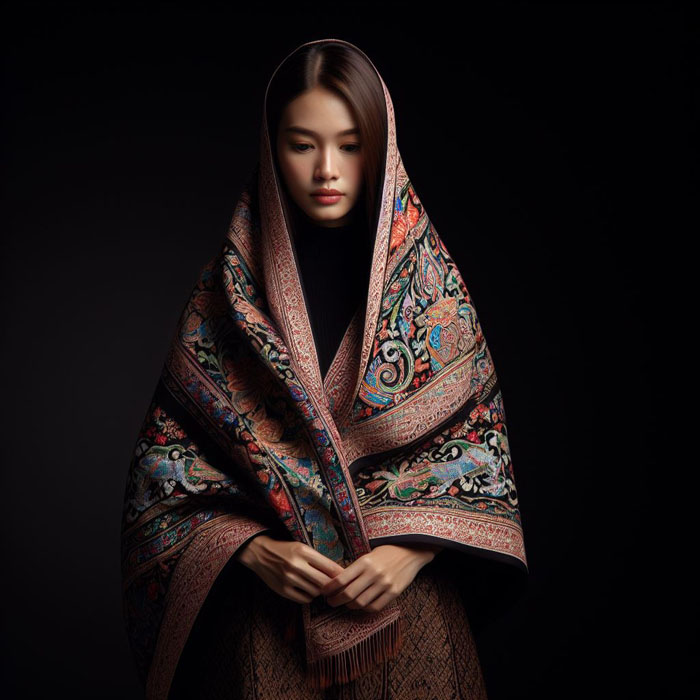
[{"xmin": 121, "ymin": 37, "xmax": 528, "ymax": 699}]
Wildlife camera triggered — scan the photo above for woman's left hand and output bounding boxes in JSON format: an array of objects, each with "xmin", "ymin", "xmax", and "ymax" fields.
[{"xmin": 320, "ymin": 543, "xmax": 444, "ymax": 613}]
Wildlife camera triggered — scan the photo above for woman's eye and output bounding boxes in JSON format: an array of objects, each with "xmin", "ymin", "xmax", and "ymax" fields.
[{"xmin": 290, "ymin": 143, "xmax": 360, "ymax": 153}]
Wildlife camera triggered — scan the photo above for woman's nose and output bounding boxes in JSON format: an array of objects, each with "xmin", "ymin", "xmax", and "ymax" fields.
[{"xmin": 315, "ymin": 147, "xmax": 340, "ymax": 180}]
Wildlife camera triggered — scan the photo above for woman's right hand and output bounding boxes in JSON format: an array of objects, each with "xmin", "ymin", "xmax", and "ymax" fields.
[{"xmin": 235, "ymin": 534, "xmax": 346, "ymax": 604}]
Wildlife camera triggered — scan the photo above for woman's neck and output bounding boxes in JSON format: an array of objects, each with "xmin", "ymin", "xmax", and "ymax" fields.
[{"xmin": 291, "ymin": 200, "xmax": 362, "ymax": 232}]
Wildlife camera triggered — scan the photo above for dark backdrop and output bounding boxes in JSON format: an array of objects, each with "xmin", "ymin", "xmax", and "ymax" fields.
[{"xmin": 1, "ymin": 3, "xmax": 691, "ymax": 699}]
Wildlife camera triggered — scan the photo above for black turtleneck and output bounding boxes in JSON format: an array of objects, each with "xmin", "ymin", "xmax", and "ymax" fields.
[{"xmin": 291, "ymin": 207, "xmax": 375, "ymax": 381}]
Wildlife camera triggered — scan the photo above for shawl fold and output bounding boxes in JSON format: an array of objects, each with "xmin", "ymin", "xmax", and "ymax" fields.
[{"xmin": 121, "ymin": 38, "xmax": 528, "ymax": 699}]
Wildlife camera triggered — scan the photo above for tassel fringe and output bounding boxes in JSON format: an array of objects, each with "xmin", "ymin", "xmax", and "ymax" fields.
[{"xmin": 305, "ymin": 615, "xmax": 404, "ymax": 690}]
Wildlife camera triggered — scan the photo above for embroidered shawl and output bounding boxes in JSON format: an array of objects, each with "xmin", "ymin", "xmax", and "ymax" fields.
[{"xmin": 120, "ymin": 37, "xmax": 528, "ymax": 699}]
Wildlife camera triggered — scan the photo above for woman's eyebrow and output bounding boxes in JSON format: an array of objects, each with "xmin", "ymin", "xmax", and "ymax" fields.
[{"xmin": 285, "ymin": 126, "xmax": 360, "ymax": 137}]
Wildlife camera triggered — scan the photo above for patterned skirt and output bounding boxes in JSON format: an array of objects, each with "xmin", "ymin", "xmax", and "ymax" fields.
[{"xmin": 169, "ymin": 552, "xmax": 489, "ymax": 700}]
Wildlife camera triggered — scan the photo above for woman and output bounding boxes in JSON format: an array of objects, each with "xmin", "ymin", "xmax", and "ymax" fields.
[{"xmin": 121, "ymin": 38, "xmax": 528, "ymax": 700}]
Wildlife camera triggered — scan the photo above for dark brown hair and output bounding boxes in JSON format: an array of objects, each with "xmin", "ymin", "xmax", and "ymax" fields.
[{"xmin": 265, "ymin": 41, "xmax": 388, "ymax": 236}]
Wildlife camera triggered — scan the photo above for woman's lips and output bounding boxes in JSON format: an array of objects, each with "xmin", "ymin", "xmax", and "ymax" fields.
[{"xmin": 311, "ymin": 191, "xmax": 343, "ymax": 205}]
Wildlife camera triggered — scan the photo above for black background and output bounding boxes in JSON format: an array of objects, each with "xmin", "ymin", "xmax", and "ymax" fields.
[{"xmin": 1, "ymin": 2, "xmax": 692, "ymax": 698}]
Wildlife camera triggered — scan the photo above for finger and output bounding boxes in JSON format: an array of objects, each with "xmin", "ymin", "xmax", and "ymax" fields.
[
  {"xmin": 362, "ymin": 587, "xmax": 397, "ymax": 613},
  {"xmin": 303, "ymin": 546, "xmax": 346, "ymax": 578},
  {"xmin": 345, "ymin": 581, "xmax": 387, "ymax": 610},
  {"xmin": 282, "ymin": 584, "xmax": 316, "ymax": 604},
  {"xmin": 321, "ymin": 558, "xmax": 370, "ymax": 596},
  {"xmin": 261, "ymin": 573, "xmax": 316, "ymax": 605},
  {"xmin": 325, "ymin": 570, "xmax": 373, "ymax": 607},
  {"xmin": 288, "ymin": 548, "xmax": 346, "ymax": 590},
  {"xmin": 284, "ymin": 569, "xmax": 324, "ymax": 598},
  {"xmin": 297, "ymin": 562, "xmax": 341, "ymax": 591}
]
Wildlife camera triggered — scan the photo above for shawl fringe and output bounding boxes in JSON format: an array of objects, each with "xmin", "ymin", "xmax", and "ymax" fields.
[{"xmin": 305, "ymin": 611, "xmax": 404, "ymax": 689}]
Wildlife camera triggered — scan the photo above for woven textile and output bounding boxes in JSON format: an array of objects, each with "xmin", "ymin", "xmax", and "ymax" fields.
[
  {"xmin": 169, "ymin": 555, "xmax": 489, "ymax": 700},
  {"xmin": 121, "ymin": 38, "xmax": 527, "ymax": 700}
]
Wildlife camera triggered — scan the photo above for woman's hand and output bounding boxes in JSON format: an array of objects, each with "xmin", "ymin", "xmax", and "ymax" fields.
[
  {"xmin": 235, "ymin": 534, "xmax": 345, "ymax": 604},
  {"xmin": 320, "ymin": 543, "xmax": 443, "ymax": 613}
]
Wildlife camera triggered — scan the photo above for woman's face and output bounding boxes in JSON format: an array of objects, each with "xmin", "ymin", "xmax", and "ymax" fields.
[{"xmin": 276, "ymin": 86, "xmax": 364, "ymax": 228}]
